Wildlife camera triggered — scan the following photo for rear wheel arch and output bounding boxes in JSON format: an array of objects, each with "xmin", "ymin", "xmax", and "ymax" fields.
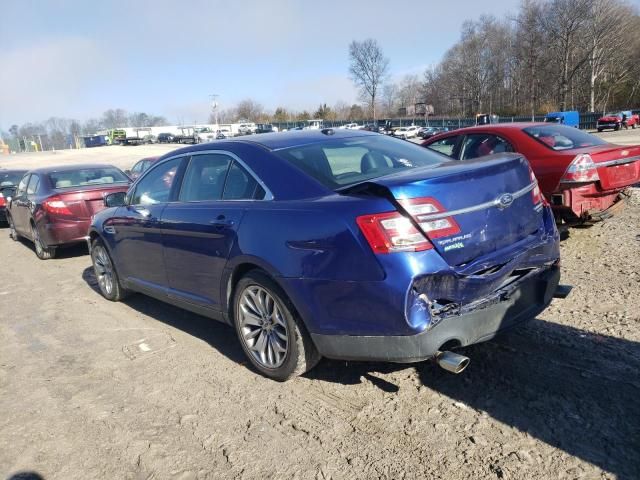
[{"xmin": 224, "ymin": 261, "xmax": 310, "ymax": 330}]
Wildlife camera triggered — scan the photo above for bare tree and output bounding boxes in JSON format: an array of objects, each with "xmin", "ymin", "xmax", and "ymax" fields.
[
  {"xmin": 348, "ymin": 39, "xmax": 389, "ymax": 120},
  {"xmin": 235, "ymin": 99, "xmax": 264, "ymax": 122}
]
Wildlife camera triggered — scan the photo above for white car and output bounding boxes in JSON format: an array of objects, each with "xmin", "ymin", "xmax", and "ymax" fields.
[
  {"xmin": 238, "ymin": 123, "xmax": 257, "ymax": 135},
  {"xmin": 341, "ymin": 123, "xmax": 361, "ymax": 129},
  {"xmin": 394, "ymin": 126, "xmax": 419, "ymax": 139}
]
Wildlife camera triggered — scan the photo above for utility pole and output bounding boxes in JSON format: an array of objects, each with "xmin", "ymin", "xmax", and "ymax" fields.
[{"xmin": 209, "ymin": 94, "xmax": 220, "ymax": 127}]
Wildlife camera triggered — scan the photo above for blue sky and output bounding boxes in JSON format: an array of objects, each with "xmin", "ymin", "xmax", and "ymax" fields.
[{"xmin": 1, "ymin": 0, "xmax": 546, "ymax": 127}]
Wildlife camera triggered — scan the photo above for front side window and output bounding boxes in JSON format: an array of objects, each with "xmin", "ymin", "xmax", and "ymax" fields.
[
  {"xmin": 274, "ymin": 135, "xmax": 445, "ymax": 190},
  {"xmin": 461, "ymin": 134, "xmax": 514, "ymax": 160},
  {"xmin": 131, "ymin": 158, "xmax": 181, "ymax": 205},
  {"xmin": 16, "ymin": 175, "xmax": 29, "ymax": 196},
  {"xmin": 180, "ymin": 154, "xmax": 232, "ymax": 202},
  {"xmin": 427, "ymin": 136, "xmax": 460, "ymax": 157},
  {"xmin": 27, "ymin": 174, "xmax": 40, "ymax": 195},
  {"xmin": 523, "ymin": 125, "xmax": 607, "ymax": 151}
]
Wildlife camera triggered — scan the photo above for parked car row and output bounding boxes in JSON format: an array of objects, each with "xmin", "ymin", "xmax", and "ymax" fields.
[
  {"xmin": 12, "ymin": 126, "xmax": 640, "ymax": 382},
  {"xmin": 421, "ymin": 123, "xmax": 640, "ymax": 224}
]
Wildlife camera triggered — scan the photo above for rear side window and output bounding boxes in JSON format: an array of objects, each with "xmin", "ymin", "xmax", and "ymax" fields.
[
  {"xmin": 222, "ymin": 162, "xmax": 265, "ymax": 200},
  {"xmin": 427, "ymin": 136, "xmax": 460, "ymax": 157},
  {"xmin": 274, "ymin": 135, "xmax": 444, "ymax": 190},
  {"xmin": 180, "ymin": 154, "xmax": 232, "ymax": 202},
  {"xmin": 523, "ymin": 125, "xmax": 607, "ymax": 151},
  {"xmin": 130, "ymin": 161, "xmax": 144, "ymax": 174},
  {"xmin": 461, "ymin": 134, "xmax": 514, "ymax": 160}
]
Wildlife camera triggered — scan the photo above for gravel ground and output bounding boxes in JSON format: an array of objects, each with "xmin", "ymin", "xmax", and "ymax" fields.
[{"xmin": 1, "ymin": 132, "xmax": 639, "ymax": 480}]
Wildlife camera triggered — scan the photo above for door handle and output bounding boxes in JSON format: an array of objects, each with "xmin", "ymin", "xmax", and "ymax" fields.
[
  {"xmin": 210, "ymin": 215, "xmax": 234, "ymax": 227},
  {"xmin": 132, "ymin": 207, "xmax": 151, "ymax": 218}
]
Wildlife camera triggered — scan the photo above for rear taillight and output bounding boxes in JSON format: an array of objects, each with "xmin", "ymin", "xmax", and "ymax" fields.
[
  {"xmin": 398, "ymin": 197, "xmax": 460, "ymax": 239},
  {"xmin": 0, "ymin": 193, "xmax": 5, "ymax": 208},
  {"xmin": 561, "ymin": 154, "xmax": 600, "ymax": 183},
  {"xmin": 357, "ymin": 212, "xmax": 431, "ymax": 253},
  {"xmin": 356, "ymin": 198, "xmax": 460, "ymax": 254},
  {"xmin": 529, "ymin": 168, "xmax": 547, "ymax": 206},
  {"xmin": 43, "ymin": 195, "xmax": 73, "ymax": 216}
]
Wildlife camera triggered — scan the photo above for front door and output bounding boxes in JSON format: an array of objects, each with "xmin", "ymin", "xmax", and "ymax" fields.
[{"xmin": 113, "ymin": 157, "xmax": 183, "ymax": 292}]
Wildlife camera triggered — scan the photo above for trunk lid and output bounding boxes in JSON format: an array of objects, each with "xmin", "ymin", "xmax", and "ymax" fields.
[
  {"xmin": 369, "ymin": 154, "xmax": 542, "ymax": 265},
  {"xmin": 589, "ymin": 145, "xmax": 640, "ymax": 190},
  {"xmin": 54, "ymin": 184, "xmax": 130, "ymax": 219}
]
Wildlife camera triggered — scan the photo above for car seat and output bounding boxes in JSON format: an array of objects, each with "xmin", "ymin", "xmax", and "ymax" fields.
[{"xmin": 360, "ymin": 151, "xmax": 390, "ymax": 173}]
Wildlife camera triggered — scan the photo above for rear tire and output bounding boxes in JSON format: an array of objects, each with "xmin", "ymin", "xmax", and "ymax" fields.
[
  {"xmin": 233, "ymin": 271, "xmax": 320, "ymax": 381},
  {"xmin": 597, "ymin": 128, "xmax": 603, "ymax": 132},
  {"xmin": 91, "ymin": 238, "xmax": 129, "ymax": 301},
  {"xmin": 31, "ymin": 223, "xmax": 55, "ymax": 260}
]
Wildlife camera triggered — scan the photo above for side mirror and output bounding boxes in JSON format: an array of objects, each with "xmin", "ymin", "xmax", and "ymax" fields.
[{"xmin": 104, "ymin": 191, "xmax": 127, "ymax": 208}]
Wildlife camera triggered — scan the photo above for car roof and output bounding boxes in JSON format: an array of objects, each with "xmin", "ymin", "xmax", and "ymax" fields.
[
  {"xmin": 166, "ymin": 129, "xmax": 380, "ymax": 153},
  {"xmin": 431, "ymin": 122, "xmax": 550, "ymax": 134},
  {"xmin": 28, "ymin": 163, "xmax": 121, "ymax": 174}
]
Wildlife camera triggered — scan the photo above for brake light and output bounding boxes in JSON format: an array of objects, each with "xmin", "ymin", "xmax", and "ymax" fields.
[
  {"xmin": 529, "ymin": 168, "xmax": 547, "ymax": 206},
  {"xmin": 357, "ymin": 211, "xmax": 431, "ymax": 253},
  {"xmin": 398, "ymin": 197, "xmax": 461, "ymax": 238},
  {"xmin": 0, "ymin": 193, "xmax": 4, "ymax": 208},
  {"xmin": 43, "ymin": 195, "xmax": 73, "ymax": 216},
  {"xmin": 561, "ymin": 154, "xmax": 600, "ymax": 183},
  {"xmin": 356, "ymin": 198, "xmax": 460, "ymax": 254}
]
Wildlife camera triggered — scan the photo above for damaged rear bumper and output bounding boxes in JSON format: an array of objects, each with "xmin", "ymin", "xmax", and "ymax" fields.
[{"xmin": 311, "ymin": 265, "xmax": 561, "ymax": 363}]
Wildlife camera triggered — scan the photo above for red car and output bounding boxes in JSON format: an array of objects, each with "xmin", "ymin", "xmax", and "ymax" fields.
[
  {"xmin": 6, "ymin": 164, "xmax": 131, "ymax": 259},
  {"xmin": 596, "ymin": 111, "xmax": 639, "ymax": 132},
  {"xmin": 422, "ymin": 123, "xmax": 640, "ymax": 225}
]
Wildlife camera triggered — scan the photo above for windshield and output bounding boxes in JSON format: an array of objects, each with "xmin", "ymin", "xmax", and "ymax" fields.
[
  {"xmin": 523, "ymin": 125, "xmax": 607, "ymax": 151},
  {"xmin": 273, "ymin": 135, "xmax": 446, "ymax": 190},
  {"xmin": 0, "ymin": 171, "xmax": 27, "ymax": 187},
  {"xmin": 48, "ymin": 167, "xmax": 129, "ymax": 189}
]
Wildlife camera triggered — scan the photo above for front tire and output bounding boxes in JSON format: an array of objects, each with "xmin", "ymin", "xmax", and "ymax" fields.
[
  {"xmin": 7, "ymin": 214, "xmax": 19, "ymax": 241},
  {"xmin": 233, "ymin": 271, "xmax": 320, "ymax": 381},
  {"xmin": 31, "ymin": 223, "xmax": 55, "ymax": 259},
  {"xmin": 91, "ymin": 238, "xmax": 129, "ymax": 301}
]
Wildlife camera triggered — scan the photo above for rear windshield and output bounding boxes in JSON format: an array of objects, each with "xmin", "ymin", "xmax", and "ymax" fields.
[
  {"xmin": 0, "ymin": 171, "xmax": 27, "ymax": 187},
  {"xmin": 49, "ymin": 167, "xmax": 129, "ymax": 189},
  {"xmin": 523, "ymin": 125, "xmax": 607, "ymax": 151},
  {"xmin": 273, "ymin": 135, "xmax": 445, "ymax": 189}
]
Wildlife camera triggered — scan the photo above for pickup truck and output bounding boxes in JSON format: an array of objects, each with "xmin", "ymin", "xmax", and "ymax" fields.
[{"xmin": 596, "ymin": 111, "xmax": 639, "ymax": 131}]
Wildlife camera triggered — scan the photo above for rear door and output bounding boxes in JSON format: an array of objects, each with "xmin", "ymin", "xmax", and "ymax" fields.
[
  {"xmin": 161, "ymin": 152, "xmax": 267, "ymax": 308},
  {"xmin": 114, "ymin": 157, "xmax": 184, "ymax": 290}
]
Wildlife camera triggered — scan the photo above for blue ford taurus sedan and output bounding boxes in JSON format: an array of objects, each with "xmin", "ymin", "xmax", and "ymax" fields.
[{"xmin": 89, "ymin": 129, "xmax": 562, "ymax": 380}]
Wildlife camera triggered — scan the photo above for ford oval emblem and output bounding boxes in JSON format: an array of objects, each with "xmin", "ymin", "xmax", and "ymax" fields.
[{"xmin": 497, "ymin": 193, "xmax": 514, "ymax": 209}]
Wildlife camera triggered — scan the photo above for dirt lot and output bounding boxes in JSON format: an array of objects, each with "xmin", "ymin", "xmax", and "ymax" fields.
[{"xmin": 1, "ymin": 132, "xmax": 639, "ymax": 480}]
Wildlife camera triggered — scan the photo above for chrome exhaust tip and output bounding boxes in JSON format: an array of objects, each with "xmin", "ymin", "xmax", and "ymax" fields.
[{"xmin": 436, "ymin": 351, "xmax": 470, "ymax": 374}]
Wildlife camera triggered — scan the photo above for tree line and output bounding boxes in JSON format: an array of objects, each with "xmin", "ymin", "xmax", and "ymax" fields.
[
  {"xmin": 2, "ymin": 109, "xmax": 168, "ymax": 150},
  {"xmin": 353, "ymin": 0, "xmax": 640, "ymax": 120}
]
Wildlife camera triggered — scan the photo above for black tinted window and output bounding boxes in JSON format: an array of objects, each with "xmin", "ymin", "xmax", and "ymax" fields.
[
  {"xmin": 0, "ymin": 171, "xmax": 27, "ymax": 187},
  {"xmin": 180, "ymin": 154, "xmax": 232, "ymax": 202},
  {"xmin": 223, "ymin": 162, "xmax": 265, "ymax": 200},
  {"xmin": 132, "ymin": 158, "xmax": 181, "ymax": 205},
  {"xmin": 274, "ymin": 136, "xmax": 444, "ymax": 190}
]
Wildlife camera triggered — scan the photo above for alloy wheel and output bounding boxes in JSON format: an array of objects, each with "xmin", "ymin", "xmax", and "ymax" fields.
[
  {"xmin": 92, "ymin": 245, "xmax": 114, "ymax": 296},
  {"xmin": 238, "ymin": 286, "xmax": 289, "ymax": 369}
]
